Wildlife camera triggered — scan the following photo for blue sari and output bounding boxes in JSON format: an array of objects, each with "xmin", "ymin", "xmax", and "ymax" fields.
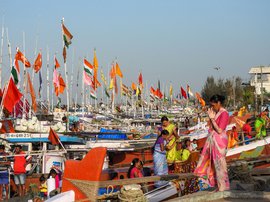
[{"xmin": 153, "ymin": 136, "xmax": 168, "ymax": 187}]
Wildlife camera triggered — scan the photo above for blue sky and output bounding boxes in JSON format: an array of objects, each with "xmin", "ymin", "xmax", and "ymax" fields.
[{"xmin": 1, "ymin": 0, "xmax": 270, "ymax": 102}]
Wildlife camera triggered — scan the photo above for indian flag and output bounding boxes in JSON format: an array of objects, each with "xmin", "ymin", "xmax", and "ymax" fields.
[
  {"xmin": 11, "ymin": 59, "xmax": 20, "ymax": 86},
  {"xmin": 62, "ymin": 23, "xmax": 73, "ymax": 48},
  {"xmin": 90, "ymin": 90, "xmax": 97, "ymax": 100},
  {"xmin": 84, "ymin": 59, "xmax": 93, "ymax": 76}
]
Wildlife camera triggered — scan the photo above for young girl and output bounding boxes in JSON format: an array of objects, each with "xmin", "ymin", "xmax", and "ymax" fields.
[
  {"xmin": 153, "ymin": 129, "xmax": 169, "ymax": 187},
  {"xmin": 127, "ymin": 158, "xmax": 143, "ymax": 178},
  {"xmin": 39, "ymin": 175, "xmax": 47, "ymax": 198}
]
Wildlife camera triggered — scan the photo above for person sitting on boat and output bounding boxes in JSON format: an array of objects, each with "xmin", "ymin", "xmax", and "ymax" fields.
[
  {"xmin": 242, "ymin": 118, "xmax": 253, "ymax": 144},
  {"xmin": 184, "ymin": 139, "xmax": 193, "ymax": 152},
  {"xmin": 68, "ymin": 115, "xmax": 80, "ymax": 132},
  {"xmin": 47, "ymin": 168, "xmax": 61, "ymax": 197},
  {"xmin": 127, "ymin": 158, "xmax": 144, "ymax": 178},
  {"xmin": 255, "ymin": 107, "xmax": 269, "ymax": 139},
  {"xmin": 191, "ymin": 139, "xmax": 198, "ymax": 151},
  {"xmin": 159, "ymin": 116, "xmax": 178, "ymax": 164},
  {"xmin": 0, "ymin": 109, "xmax": 15, "ymax": 134},
  {"xmin": 153, "ymin": 129, "xmax": 169, "ymax": 187},
  {"xmin": 175, "ymin": 141, "xmax": 190, "ymax": 162},
  {"xmin": 0, "ymin": 145, "xmax": 10, "ymax": 200},
  {"xmin": 228, "ymin": 126, "xmax": 240, "ymax": 148},
  {"xmin": 39, "ymin": 174, "xmax": 47, "ymax": 199},
  {"xmin": 13, "ymin": 145, "xmax": 31, "ymax": 197}
]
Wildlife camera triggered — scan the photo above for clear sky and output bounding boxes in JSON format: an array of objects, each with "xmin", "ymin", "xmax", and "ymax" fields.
[{"xmin": 1, "ymin": 0, "xmax": 270, "ymax": 101}]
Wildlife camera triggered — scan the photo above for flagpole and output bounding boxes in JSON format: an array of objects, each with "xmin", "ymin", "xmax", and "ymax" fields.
[
  {"xmin": 0, "ymin": 16, "xmax": 4, "ymax": 89},
  {"xmin": 70, "ymin": 48, "xmax": 75, "ymax": 109},
  {"xmin": 46, "ymin": 47, "xmax": 50, "ymax": 112},
  {"xmin": 22, "ymin": 32, "xmax": 27, "ymax": 119},
  {"xmin": 61, "ymin": 18, "xmax": 70, "ymax": 112},
  {"xmin": 75, "ymin": 59, "xmax": 80, "ymax": 113},
  {"xmin": 82, "ymin": 58, "xmax": 85, "ymax": 117}
]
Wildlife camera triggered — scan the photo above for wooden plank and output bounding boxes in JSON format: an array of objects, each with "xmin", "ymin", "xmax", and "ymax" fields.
[
  {"xmin": 65, "ymin": 173, "xmax": 194, "ymax": 188},
  {"xmin": 250, "ymin": 168, "xmax": 270, "ymax": 176}
]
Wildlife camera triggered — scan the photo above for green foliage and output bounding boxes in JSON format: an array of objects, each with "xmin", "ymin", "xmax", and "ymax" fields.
[{"xmin": 201, "ymin": 76, "xmax": 252, "ymax": 109}]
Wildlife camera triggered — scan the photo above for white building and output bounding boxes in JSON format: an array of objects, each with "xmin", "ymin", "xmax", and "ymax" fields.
[{"xmin": 249, "ymin": 66, "xmax": 270, "ymax": 95}]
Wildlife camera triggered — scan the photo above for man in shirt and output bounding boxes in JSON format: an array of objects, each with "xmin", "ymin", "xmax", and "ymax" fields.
[
  {"xmin": 13, "ymin": 145, "xmax": 30, "ymax": 196},
  {"xmin": 0, "ymin": 145, "xmax": 10, "ymax": 200}
]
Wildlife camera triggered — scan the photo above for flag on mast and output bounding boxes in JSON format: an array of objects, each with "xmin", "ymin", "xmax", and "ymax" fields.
[
  {"xmin": 15, "ymin": 48, "xmax": 31, "ymax": 68},
  {"xmin": 187, "ymin": 85, "xmax": 194, "ymax": 98},
  {"xmin": 62, "ymin": 23, "xmax": 73, "ymax": 48},
  {"xmin": 33, "ymin": 52, "xmax": 42, "ymax": 73},
  {"xmin": 3, "ymin": 78, "xmax": 23, "ymax": 113},
  {"xmin": 11, "ymin": 60, "xmax": 20, "ymax": 85},
  {"xmin": 54, "ymin": 56, "xmax": 60, "ymax": 69},
  {"xmin": 27, "ymin": 73, "xmax": 37, "ymax": 112},
  {"xmin": 115, "ymin": 62, "xmax": 123, "ymax": 78},
  {"xmin": 181, "ymin": 86, "xmax": 187, "ymax": 99},
  {"xmin": 48, "ymin": 127, "xmax": 60, "ymax": 145}
]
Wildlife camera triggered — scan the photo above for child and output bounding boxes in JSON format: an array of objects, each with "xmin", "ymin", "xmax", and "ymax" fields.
[
  {"xmin": 191, "ymin": 139, "xmax": 198, "ymax": 151},
  {"xmin": 39, "ymin": 175, "xmax": 47, "ymax": 198},
  {"xmin": 127, "ymin": 158, "xmax": 143, "ymax": 178}
]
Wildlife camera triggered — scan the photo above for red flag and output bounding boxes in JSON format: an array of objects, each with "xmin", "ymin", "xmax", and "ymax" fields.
[
  {"xmin": 181, "ymin": 86, "xmax": 187, "ymax": 99},
  {"xmin": 138, "ymin": 73, "xmax": 143, "ymax": 86},
  {"xmin": 3, "ymin": 79, "xmax": 23, "ymax": 113},
  {"xmin": 55, "ymin": 57, "xmax": 60, "ymax": 69},
  {"xmin": 58, "ymin": 75, "xmax": 66, "ymax": 94},
  {"xmin": 34, "ymin": 52, "xmax": 42, "ymax": 73},
  {"xmin": 48, "ymin": 127, "xmax": 60, "ymax": 145}
]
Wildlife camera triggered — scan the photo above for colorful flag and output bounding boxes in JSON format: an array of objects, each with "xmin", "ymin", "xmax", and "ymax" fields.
[
  {"xmin": 84, "ymin": 59, "xmax": 93, "ymax": 75},
  {"xmin": 54, "ymin": 56, "xmax": 60, "ymax": 69},
  {"xmin": 121, "ymin": 83, "xmax": 129, "ymax": 96},
  {"xmin": 156, "ymin": 89, "xmax": 163, "ymax": 99},
  {"xmin": 93, "ymin": 50, "xmax": 98, "ymax": 69},
  {"xmin": 62, "ymin": 23, "xmax": 73, "ymax": 48},
  {"xmin": 100, "ymin": 68, "xmax": 107, "ymax": 86},
  {"xmin": 110, "ymin": 64, "xmax": 116, "ymax": 78},
  {"xmin": 169, "ymin": 85, "xmax": 173, "ymax": 97},
  {"xmin": 196, "ymin": 92, "xmax": 206, "ymax": 107},
  {"xmin": 115, "ymin": 62, "xmax": 123, "ymax": 78},
  {"xmin": 15, "ymin": 48, "xmax": 31, "ymax": 68},
  {"xmin": 58, "ymin": 75, "xmax": 66, "ymax": 94},
  {"xmin": 39, "ymin": 71, "xmax": 42, "ymax": 98},
  {"xmin": 181, "ymin": 86, "xmax": 187, "ymax": 99},
  {"xmin": 11, "ymin": 60, "xmax": 20, "ymax": 85},
  {"xmin": 138, "ymin": 73, "xmax": 143, "ymax": 87},
  {"xmin": 131, "ymin": 82, "xmax": 137, "ymax": 95},
  {"xmin": 27, "ymin": 73, "xmax": 37, "ymax": 112},
  {"xmin": 3, "ymin": 78, "xmax": 23, "ymax": 113},
  {"xmin": 187, "ymin": 85, "xmax": 194, "ymax": 98},
  {"xmin": 90, "ymin": 90, "xmax": 97, "ymax": 100},
  {"xmin": 63, "ymin": 46, "xmax": 67, "ymax": 63},
  {"xmin": 53, "ymin": 69, "xmax": 60, "ymax": 96},
  {"xmin": 48, "ymin": 127, "xmax": 60, "ymax": 145},
  {"xmin": 33, "ymin": 52, "xmax": 42, "ymax": 73},
  {"xmin": 104, "ymin": 87, "xmax": 110, "ymax": 98}
]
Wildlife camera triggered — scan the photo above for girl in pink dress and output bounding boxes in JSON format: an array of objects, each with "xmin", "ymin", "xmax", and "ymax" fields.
[{"xmin": 194, "ymin": 94, "xmax": 230, "ymax": 192}]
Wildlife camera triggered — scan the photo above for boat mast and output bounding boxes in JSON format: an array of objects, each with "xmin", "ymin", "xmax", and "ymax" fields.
[
  {"xmin": 0, "ymin": 16, "xmax": 4, "ymax": 89},
  {"xmin": 46, "ymin": 46, "xmax": 50, "ymax": 112},
  {"xmin": 61, "ymin": 18, "xmax": 70, "ymax": 112}
]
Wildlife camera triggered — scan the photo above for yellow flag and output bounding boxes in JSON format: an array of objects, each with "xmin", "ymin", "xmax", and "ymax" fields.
[
  {"xmin": 100, "ymin": 68, "xmax": 107, "ymax": 86},
  {"xmin": 109, "ymin": 78, "xmax": 114, "ymax": 90},
  {"xmin": 169, "ymin": 85, "xmax": 173, "ymax": 96},
  {"xmin": 115, "ymin": 62, "xmax": 123, "ymax": 78}
]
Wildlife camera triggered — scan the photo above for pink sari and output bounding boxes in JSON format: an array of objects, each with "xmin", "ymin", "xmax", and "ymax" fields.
[{"xmin": 194, "ymin": 108, "xmax": 230, "ymax": 191}]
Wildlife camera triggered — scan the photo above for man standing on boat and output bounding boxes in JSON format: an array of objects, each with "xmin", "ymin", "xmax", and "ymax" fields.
[
  {"xmin": 13, "ymin": 145, "xmax": 31, "ymax": 197},
  {"xmin": 0, "ymin": 145, "xmax": 10, "ymax": 200}
]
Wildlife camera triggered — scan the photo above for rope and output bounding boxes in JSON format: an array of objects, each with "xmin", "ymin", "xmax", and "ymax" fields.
[{"xmin": 118, "ymin": 186, "xmax": 147, "ymax": 202}]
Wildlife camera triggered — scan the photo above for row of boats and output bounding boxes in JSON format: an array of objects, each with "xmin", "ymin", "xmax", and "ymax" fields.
[{"xmin": 2, "ymin": 103, "xmax": 269, "ymax": 201}]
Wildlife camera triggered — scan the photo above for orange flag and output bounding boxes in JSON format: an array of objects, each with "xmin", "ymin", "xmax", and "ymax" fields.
[
  {"xmin": 110, "ymin": 64, "xmax": 116, "ymax": 78},
  {"xmin": 15, "ymin": 49, "xmax": 31, "ymax": 67},
  {"xmin": 195, "ymin": 92, "xmax": 206, "ymax": 107},
  {"xmin": 27, "ymin": 73, "xmax": 37, "ymax": 112},
  {"xmin": 131, "ymin": 82, "xmax": 137, "ymax": 91},
  {"xmin": 54, "ymin": 57, "xmax": 60, "ymax": 69},
  {"xmin": 34, "ymin": 52, "xmax": 42, "ymax": 73},
  {"xmin": 115, "ymin": 62, "xmax": 123, "ymax": 78},
  {"xmin": 48, "ymin": 127, "xmax": 60, "ymax": 145},
  {"xmin": 58, "ymin": 75, "xmax": 66, "ymax": 94}
]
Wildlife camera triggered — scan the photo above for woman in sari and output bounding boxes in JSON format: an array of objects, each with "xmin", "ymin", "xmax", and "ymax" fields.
[
  {"xmin": 159, "ymin": 116, "xmax": 178, "ymax": 164},
  {"xmin": 153, "ymin": 129, "xmax": 169, "ymax": 187},
  {"xmin": 194, "ymin": 94, "xmax": 230, "ymax": 192}
]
